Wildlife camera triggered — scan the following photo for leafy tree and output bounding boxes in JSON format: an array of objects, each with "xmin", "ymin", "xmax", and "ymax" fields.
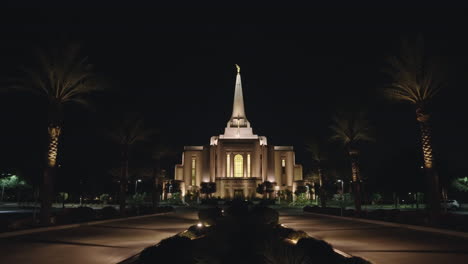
[
  {"xmin": 4, "ymin": 44, "xmax": 101, "ymax": 224},
  {"xmin": 57, "ymin": 192, "xmax": 68, "ymax": 208},
  {"xmin": 164, "ymin": 180, "xmax": 181, "ymax": 194},
  {"xmin": 129, "ymin": 192, "xmax": 147, "ymax": 215},
  {"xmin": 0, "ymin": 174, "xmax": 28, "ymax": 202},
  {"xmin": 150, "ymin": 145, "xmax": 175, "ymax": 208},
  {"xmin": 384, "ymin": 36, "xmax": 444, "ymax": 222},
  {"xmin": 452, "ymin": 177, "xmax": 468, "ymax": 192},
  {"xmin": 330, "ymin": 111, "xmax": 374, "ymax": 213},
  {"xmin": 371, "ymin": 193, "xmax": 382, "ymax": 205},
  {"xmin": 200, "ymin": 182, "xmax": 216, "ymax": 198},
  {"xmin": 294, "ymin": 185, "xmax": 307, "ymax": 196},
  {"xmin": 110, "ymin": 115, "xmax": 155, "ymax": 214},
  {"xmin": 256, "ymin": 181, "xmax": 274, "ymax": 199},
  {"xmin": 305, "ymin": 139, "xmax": 328, "ymax": 207},
  {"xmin": 100, "ymin": 193, "xmax": 110, "ymax": 204}
]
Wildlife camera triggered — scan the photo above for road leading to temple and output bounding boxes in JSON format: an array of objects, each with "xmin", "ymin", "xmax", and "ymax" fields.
[
  {"xmin": 0, "ymin": 209, "xmax": 198, "ymax": 264},
  {"xmin": 279, "ymin": 208, "xmax": 468, "ymax": 264}
]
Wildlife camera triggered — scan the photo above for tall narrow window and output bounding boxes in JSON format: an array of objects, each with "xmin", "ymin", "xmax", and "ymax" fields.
[
  {"xmin": 281, "ymin": 158, "xmax": 286, "ymax": 175},
  {"xmin": 226, "ymin": 154, "xmax": 231, "ymax": 177},
  {"xmin": 281, "ymin": 157, "xmax": 286, "ymax": 186},
  {"xmin": 247, "ymin": 154, "xmax": 251, "ymax": 177},
  {"xmin": 191, "ymin": 157, "xmax": 196, "ymax": 186},
  {"xmin": 234, "ymin": 154, "xmax": 243, "ymax": 177}
]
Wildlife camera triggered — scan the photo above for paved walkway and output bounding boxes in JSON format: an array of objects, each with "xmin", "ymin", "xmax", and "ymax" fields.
[
  {"xmin": 2, "ymin": 207, "xmax": 468, "ymax": 264},
  {"xmin": 279, "ymin": 208, "xmax": 468, "ymax": 264},
  {"xmin": 0, "ymin": 209, "xmax": 198, "ymax": 264}
]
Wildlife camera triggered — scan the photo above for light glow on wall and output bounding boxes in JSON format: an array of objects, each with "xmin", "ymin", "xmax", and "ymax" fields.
[
  {"xmin": 191, "ymin": 157, "xmax": 196, "ymax": 186},
  {"xmin": 247, "ymin": 154, "xmax": 251, "ymax": 177},
  {"xmin": 226, "ymin": 154, "xmax": 231, "ymax": 177}
]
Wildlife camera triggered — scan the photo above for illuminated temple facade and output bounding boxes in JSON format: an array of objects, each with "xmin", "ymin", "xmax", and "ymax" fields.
[{"xmin": 175, "ymin": 67, "xmax": 303, "ymax": 199}]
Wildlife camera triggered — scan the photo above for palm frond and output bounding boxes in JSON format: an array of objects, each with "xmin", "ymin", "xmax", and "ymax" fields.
[
  {"xmin": 305, "ymin": 140, "xmax": 327, "ymax": 162},
  {"xmin": 330, "ymin": 112, "xmax": 374, "ymax": 146},
  {"xmin": 10, "ymin": 43, "xmax": 101, "ymax": 107},
  {"xmin": 384, "ymin": 35, "xmax": 442, "ymax": 105},
  {"xmin": 110, "ymin": 115, "xmax": 156, "ymax": 146}
]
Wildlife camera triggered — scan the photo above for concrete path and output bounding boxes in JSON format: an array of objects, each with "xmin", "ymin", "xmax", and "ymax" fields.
[
  {"xmin": 279, "ymin": 208, "xmax": 468, "ymax": 264},
  {"xmin": 0, "ymin": 209, "xmax": 198, "ymax": 264}
]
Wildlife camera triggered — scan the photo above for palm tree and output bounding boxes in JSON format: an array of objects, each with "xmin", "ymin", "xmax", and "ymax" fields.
[
  {"xmin": 150, "ymin": 146, "xmax": 175, "ymax": 209},
  {"xmin": 110, "ymin": 116, "xmax": 154, "ymax": 214},
  {"xmin": 6, "ymin": 44, "xmax": 100, "ymax": 224},
  {"xmin": 330, "ymin": 112, "xmax": 374, "ymax": 213},
  {"xmin": 305, "ymin": 140, "xmax": 328, "ymax": 207},
  {"xmin": 384, "ymin": 36, "xmax": 443, "ymax": 222}
]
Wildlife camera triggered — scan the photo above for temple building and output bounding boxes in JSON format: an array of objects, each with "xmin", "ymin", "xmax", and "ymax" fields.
[{"xmin": 174, "ymin": 66, "xmax": 303, "ymax": 199}]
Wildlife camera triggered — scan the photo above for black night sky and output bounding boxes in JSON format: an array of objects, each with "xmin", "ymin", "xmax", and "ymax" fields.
[{"xmin": 1, "ymin": 2, "xmax": 468, "ymax": 199}]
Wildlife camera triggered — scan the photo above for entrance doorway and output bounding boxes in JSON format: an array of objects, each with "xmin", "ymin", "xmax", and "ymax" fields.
[{"xmin": 234, "ymin": 189, "xmax": 244, "ymax": 199}]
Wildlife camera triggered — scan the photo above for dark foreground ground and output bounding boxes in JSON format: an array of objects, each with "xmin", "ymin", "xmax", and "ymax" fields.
[
  {"xmin": 0, "ymin": 207, "xmax": 467, "ymax": 264},
  {"xmin": 0, "ymin": 208, "xmax": 198, "ymax": 264},
  {"xmin": 280, "ymin": 208, "xmax": 468, "ymax": 264}
]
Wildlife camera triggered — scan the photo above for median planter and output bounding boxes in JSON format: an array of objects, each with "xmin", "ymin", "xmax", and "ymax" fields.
[{"xmin": 139, "ymin": 203, "xmax": 371, "ymax": 264}]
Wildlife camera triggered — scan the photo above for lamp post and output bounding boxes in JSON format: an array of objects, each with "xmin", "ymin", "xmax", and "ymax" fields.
[
  {"xmin": 337, "ymin": 180, "xmax": 344, "ymax": 216},
  {"xmin": 135, "ymin": 179, "xmax": 142, "ymax": 194}
]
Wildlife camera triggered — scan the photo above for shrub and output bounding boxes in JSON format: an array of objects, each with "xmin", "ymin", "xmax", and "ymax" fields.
[
  {"xmin": 100, "ymin": 206, "xmax": 118, "ymax": 219},
  {"xmin": 167, "ymin": 193, "xmax": 184, "ymax": 205},
  {"xmin": 224, "ymin": 201, "xmax": 249, "ymax": 218},
  {"xmin": 252, "ymin": 206, "xmax": 279, "ymax": 225},
  {"xmin": 155, "ymin": 206, "xmax": 174, "ymax": 213},
  {"xmin": 291, "ymin": 193, "xmax": 312, "ymax": 207},
  {"xmin": 296, "ymin": 237, "xmax": 337, "ymax": 262},
  {"xmin": 259, "ymin": 199, "xmax": 276, "ymax": 206},
  {"xmin": 198, "ymin": 207, "xmax": 223, "ymax": 225},
  {"xmin": 73, "ymin": 207, "xmax": 96, "ymax": 222},
  {"xmin": 287, "ymin": 230, "xmax": 309, "ymax": 242},
  {"xmin": 57, "ymin": 207, "xmax": 96, "ymax": 223},
  {"xmin": 139, "ymin": 236, "xmax": 194, "ymax": 264},
  {"xmin": 99, "ymin": 193, "xmax": 110, "ymax": 204},
  {"xmin": 345, "ymin": 256, "xmax": 373, "ymax": 264},
  {"xmin": 303, "ymin": 205, "xmax": 319, "ymax": 212}
]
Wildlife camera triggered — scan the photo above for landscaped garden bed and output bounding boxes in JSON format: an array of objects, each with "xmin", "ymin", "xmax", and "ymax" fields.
[
  {"xmin": 0, "ymin": 205, "xmax": 174, "ymax": 232},
  {"xmin": 137, "ymin": 201, "xmax": 370, "ymax": 264},
  {"xmin": 303, "ymin": 205, "xmax": 468, "ymax": 232}
]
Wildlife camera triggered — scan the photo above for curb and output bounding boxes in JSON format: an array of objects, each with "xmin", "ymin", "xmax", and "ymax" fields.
[
  {"xmin": 0, "ymin": 211, "xmax": 173, "ymax": 238},
  {"xmin": 304, "ymin": 211, "xmax": 468, "ymax": 239}
]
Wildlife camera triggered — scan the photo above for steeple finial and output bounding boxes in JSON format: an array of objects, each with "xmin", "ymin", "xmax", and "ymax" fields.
[{"xmin": 227, "ymin": 66, "xmax": 250, "ymax": 129}]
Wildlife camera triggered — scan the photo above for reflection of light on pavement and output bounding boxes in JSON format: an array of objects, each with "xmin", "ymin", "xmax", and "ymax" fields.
[{"xmin": 334, "ymin": 248, "xmax": 352, "ymax": 258}]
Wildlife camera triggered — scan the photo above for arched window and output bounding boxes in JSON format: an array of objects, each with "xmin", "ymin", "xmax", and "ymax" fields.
[{"xmin": 234, "ymin": 154, "xmax": 243, "ymax": 178}]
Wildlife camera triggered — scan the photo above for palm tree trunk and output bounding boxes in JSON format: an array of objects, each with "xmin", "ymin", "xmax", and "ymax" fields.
[
  {"xmin": 152, "ymin": 175, "xmax": 161, "ymax": 210},
  {"xmin": 40, "ymin": 125, "xmax": 61, "ymax": 225},
  {"xmin": 317, "ymin": 166, "xmax": 327, "ymax": 207},
  {"xmin": 350, "ymin": 153, "xmax": 362, "ymax": 214},
  {"xmin": 418, "ymin": 117, "xmax": 440, "ymax": 224},
  {"xmin": 119, "ymin": 145, "xmax": 129, "ymax": 215},
  {"xmin": 152, "ymin": 161, "xmax": 161, "ymax": 210}
]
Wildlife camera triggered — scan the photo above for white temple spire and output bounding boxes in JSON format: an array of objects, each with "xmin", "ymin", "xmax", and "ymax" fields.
[
  {"xmin": 221, "ymin": 65, "xmax": 256, "ymax": 139},
  {"xmin": 228, "ymin": 64, "xmax": 250, "ymax": 128}
]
